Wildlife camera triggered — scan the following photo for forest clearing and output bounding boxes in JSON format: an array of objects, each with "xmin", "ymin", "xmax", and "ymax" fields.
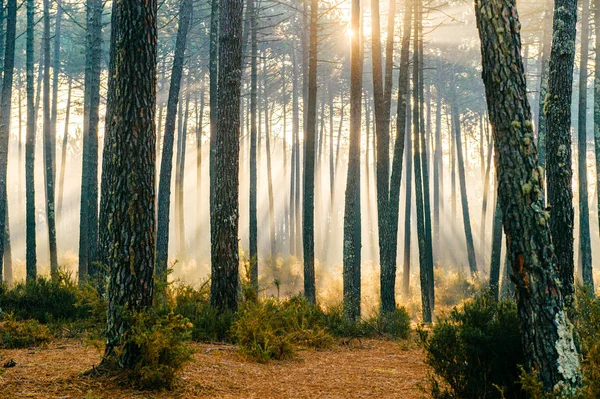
[{"xmin": 0, "ymin": 339, "xmax": 428, "ymax": 398}]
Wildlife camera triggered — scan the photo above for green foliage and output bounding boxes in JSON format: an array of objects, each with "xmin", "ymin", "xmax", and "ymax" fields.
[
  {"xmin": 173, "ymin": 283, "xmax": 235, "ymax": 342},
  {"xmin": 419, "ymin": 293, "xmax": 526, "ymax": 399},
  {"xmin": 574, "ymin": 287, "xmax": 600, "ymax": 398},
  {"xmin": 232, "ymin": 296, "xmax": 333, "ymax": 362},
  {"xmin": 369, "ymin": 307, "xmax": 411, "ymax": 339},
  {"xmin": 322, "ymin": 303, "xmax": 411, "ymax": 340},
  {"xmin": 0, "ymin": 318, "xmax": 51, "ymax": 348},
  {"xmin": 119, "ymin": 310, "xmax": 193, "ymax": 390},
  {"xmin": 435, "ymin": 268, "xmax": 480, "ymax": 308},
  {"xmin": 0, "ymin": 271, "xmax": 104, "ymax": 324}
]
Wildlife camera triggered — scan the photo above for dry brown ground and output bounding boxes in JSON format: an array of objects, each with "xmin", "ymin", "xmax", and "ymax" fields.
[{"xmin": 0, "ymin": 338, "xmax": 429, "ymax": 399}]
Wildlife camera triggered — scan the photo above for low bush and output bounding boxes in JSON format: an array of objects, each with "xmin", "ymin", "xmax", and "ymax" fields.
[
  {"xmin": 173, "ymin": 284, "xmax": 235, "ymax": 342},
  {"xmin": 0, "ymin": 271, "xmax": 104, "ymax": 323},
  {"xmin": 118, "ymin": 310, "xmax": 193, "ymax": 390},
  {"xmin": 574, "ymin": 287, "xmax": 600, "ymax": 398},
  {"xmin": 232, "ymin": 296, "xmax": 333, "ymax": 362},
  {"xmin": 419, "ymin": 292, "xmax": 526, "ymax": 399},
  {"xmin": 0, "ymin": 318, "xmax": 51, "ymax": 348}
]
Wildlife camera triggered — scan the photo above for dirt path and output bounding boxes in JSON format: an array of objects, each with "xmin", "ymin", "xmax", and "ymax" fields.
[{"xmin": 0, "ymin": 339, "xmax": 429, "ymax": 398}]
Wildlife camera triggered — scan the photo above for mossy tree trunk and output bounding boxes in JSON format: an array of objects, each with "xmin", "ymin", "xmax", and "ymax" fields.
[{"xmin": 474, "ymin": 0, "xmax": 582, "ymax": 391}]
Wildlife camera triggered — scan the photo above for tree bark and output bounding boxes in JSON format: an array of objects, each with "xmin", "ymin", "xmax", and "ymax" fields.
[
  {"xmin": 100, "ymin": 0, "xmax": 157, "ymax": 368},
  {"xmin": 302, "ymin": 0, "xmax": 318, "ymax": 304},
  {"xmin": 210, "ymin": 0, "xmax": 244, "ymax": 312},
  {"xmin": 43, "ymin": 0, "xmax": 58, "ymax": 276},
  {"xmin": 343, "ymin": 0, "xmax": 362, "ymax": 321},
  {"xmin": 25, "ymin": 0, "xmax": 36, "ymax": 281},
  {"xmin": 475, "ymin": 0, "xmax": 582, "ymax": 390},
  {"xmin": 545, "ymin": 0, "xmax": 577, "ymax": 301},
  {"xmin": 249, "ymin": 0, "xmax": 258, "ymax": 285},
  {"xmin": 57, "ymin": 75, "xmax": 71, "ymax": 221}
]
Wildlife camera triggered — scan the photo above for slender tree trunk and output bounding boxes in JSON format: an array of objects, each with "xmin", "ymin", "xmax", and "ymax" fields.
[
  {"xmin": 452, "ymin": 103, "xmax": 477, "ymax": 275},
  {"xmin": 50, "ymin": 0, "xmax": 61, "ymax": 181},
  {"xmin": 176, "ymin": 77, "xmax": 190, "ymax": 259},
  {"xmin": 25, "ymin": 0, "xmax": 36, "ymax": 281},
  {"xmin": 155, "ymin": 0, "xmax": 192, "ymax": 280},
  {"xmin": 545, "ymin": 0, "xmax": 577, "ymax": 301},
  {"xmin": 249, "ymin": 0, "xmax": 258, "ymax": 284},
  {"xmin": 210, "ymin": 0, "xmax": 243, "ymax": 311},
  {"xmin": 265, "ymin": 87, "xmax": 276, "ymax": 262},
  {"xmin": 57, "ymin": 75, "xmax": 71, "ymax": 220},
  {"xmin": 100, "ymin": 0, "xmax": 157, "ymax": 368},
  {"xmin": 195, "ymin": 88, "xmax": 204, "ymax": 264},
  {"xmin": 403, "ymin": 99, "xmax": 412, "ymax": 296},
  {"xmin": 475, "ymin": 0, "xmax": 582, "ymax": 390},
  {"xmin": 43, "ymin": 0, "xmax": 58, "ymax": 276},
  {"xmin": 432, "ymin": 83, "xmax": 441, "ymax": 263},
  {"xmin": 343, "ymin": 0, "xmax": 362, "ymax": 321},
  {"xmin": 209, "ymin": 0, "xmax": 219, "ymax": 217},
  {"xmin": 0, "ymin": 0, "xmax": 15, "ymax": 281},
  {"xmin": 78, "ymin": 0, "xmax": 102, "ymax": 282},
  {"xmin": 594, "ymin": 0, "xmax": 600, "ymax": 254},
  {"xmin": 480, "ymin": 130, "xmax": 493, "ymax": 264},
  {"xmin": 303, "ymin": 0, "xmax": 318, "ymax": 303},
  {"xmin": 577, "ymin": 0, "xmax": 593, "ymax": 287}
]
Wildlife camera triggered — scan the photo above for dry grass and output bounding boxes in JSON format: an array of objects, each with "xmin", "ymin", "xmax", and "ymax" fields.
[{"xmin": 0, "ymin": 338, "xmax": 429, "ymax": 398}]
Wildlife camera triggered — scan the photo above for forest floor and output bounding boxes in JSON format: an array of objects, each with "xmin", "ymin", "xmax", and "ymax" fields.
[{"xmin": 0, "ymin": 338, "xmax": 430, "ymax": 399}]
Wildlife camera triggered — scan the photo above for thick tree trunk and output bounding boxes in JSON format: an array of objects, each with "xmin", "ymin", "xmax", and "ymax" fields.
[
  {"xmin": 155, "ymin": 0, "xmax": 192, "ymax": 280},
  {"xmin": 343, "ymin": 0, "xmax": 362, "ymax": 321},
  {"xmin": 25, "ymin": 0, "xmax": 36, "ymax": 281},
  {"xmin": 0, "ymin": 0, "xmax": 15, "ymax": 282},
  {"xmin": 546, "ymin": 0, "xmax": 577, "ymax": 300},
  {"xmin": 577, "ymin": 0, "xmax": 593, "ymax": 288},
  {"xmin": 78, "ymin": 0, "xmax": 102, "ymax": 282},
  {"xmin": 303, "ymin": 0, "xmax": 318, "ymax": 304},
  {"xmin": 43, "ymin": 0, "xmax": 58, "ymax": 276},
  {"xmin": 475, "ymin": 0, "xmax": 582, "ymax": 390},
  {"xmin": 100, "ymin": 0, "xmax": 157, "ymax": 367},
  {"xmin": 210, "ymin": 0, "xmax": 244, "ymax": 311}
]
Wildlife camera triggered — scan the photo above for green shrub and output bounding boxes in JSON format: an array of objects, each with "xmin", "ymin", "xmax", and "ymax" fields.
[
  {"xmin": 574, "ymin": 287, "xmax": 600, "ymax": 398},
  {"xmin": 419, "ymin": 292, "xmax": 526, "ymax": 399},
  {"xmin": 120, "ymin": 311, "xmax": 193, "ymax": 390},
  {"xmin": 0, "ymin": 318, "xmax": 51, "ymax": 348},
  {"xmin": 232, "ymin": 296, "xmax": 333, "ymax": 362},
  {"xmin": 173, "ymin": 284, "xmax": 235, "ymax": 342},
  {"xmin": 370, "ymin": 307, "xmax": 411, "ymax": 339},
  {"xmin": 0, "ymin": 271, "xmax": 104, "ymax": 323}
]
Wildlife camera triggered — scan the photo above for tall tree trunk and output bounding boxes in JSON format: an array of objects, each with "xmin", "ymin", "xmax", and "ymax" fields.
[
  {"xmin": 176, "ymin": 77, "xmax": 190, "ymax": 259},
  {"xmin": 43, "ymin": 0, "xmax": 58, "ymax": 276},
  {"xmin": 100, "ymin": 0, "xmax": 157, "ymax": 367},
  {"xmin": 303, "ymin": 0, "xmax": 318, "ymax": 304},
  {"xmin": 475, "ymin": 0, "xmax": 582, "ymax": 390},
  {"xmin": 195, "ymin": 88, "xmax": 204, "ymax": 265},
  {"xmin": 594, "ymin": 0, "xmax": 600, "ymax": 254},
  {"xmin": 479, "ymin": 129, "xmax": 493, "ymax": 264},
  {"xmin": 210, "ymin": 0, "xmax": 243, "ymax": 311},
  {"xmin": 546, "ymin": 0, "xmax": 577, "ymax": 301},
  {"xmin": 155, "ymin": 0, "xmax": 192, "ymax": 280},
  {"xmin": 57, "ymin": 75, "xmax": 71, "ymax": 220},
  {"xmin": 452, "ymin": 103, "xmax": 477, "ymax": 275},
  {"xmin": 249, "ymin": 0, "xmax": 258, "ymax": 283},
  {"xmin": 265, "ymin": 81, "xmax": 276, "ymax": 262},
  {"xmin": 432, "ymin": 83, "xmax": 441, "ymax": 263},
  {"xmin": 577, "ymin": 0, "xmax": 593, "ymax": 288},
  {"xmin": 413, "ymin": 4, "xmax": 434, "ymax": 323},
  {"xmin": 0, "ymin": 0, "xmax": 15, "ymax": 282},
  {"xmin": 78, "ymin": 0, "xmax": 102, "ymax": 282},
  {"xmin": 25, "ymin": 0, "xmax": 36, "ymax": 281},
  {"xmin": 403, "ymin": 98, "xmax": 412, "ymax": 296},
  {"xmin": 50, "ymin": 0, "xmax": 61, "ymax": 180},
  {"xmin": 343, "ymin": 0, "xmax": 362, "ymax": 321},
  {"xmin": 209, "ymin": 0, "xmax": 219, "ymax": 217}
]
